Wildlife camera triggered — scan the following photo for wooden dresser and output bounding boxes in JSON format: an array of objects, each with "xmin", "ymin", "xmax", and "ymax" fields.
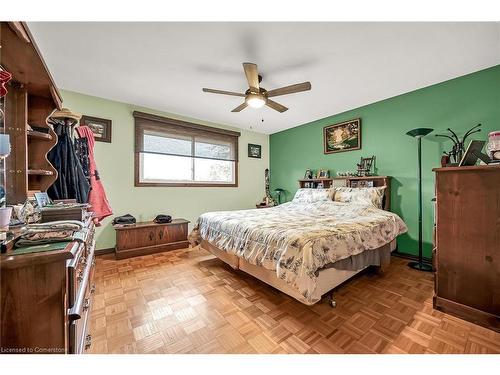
[
  {"xmin": 114, "ymin": 219, "xmax": 189, "ymax": 259},
  {"xmin": 0, "ymin": 219, "xmax": 96, "ymax": 353},
  {"xmin": 433, "ymin": 165, "xmax": 500, "ymax": 332}
]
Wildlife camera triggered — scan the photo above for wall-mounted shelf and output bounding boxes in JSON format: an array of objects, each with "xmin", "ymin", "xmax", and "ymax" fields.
[
  {"xmin": 27, "ymin": 129, "xmax": 53, "ymax": 141},
  {"xmin": 28, "ymin": 169, "xmax": 54, "ymax": 176}
]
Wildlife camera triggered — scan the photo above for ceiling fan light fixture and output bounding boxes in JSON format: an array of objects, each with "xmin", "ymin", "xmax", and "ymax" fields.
[{"xmin": 246, "ymin": 93, "xmax": 266, "ymax": 108}]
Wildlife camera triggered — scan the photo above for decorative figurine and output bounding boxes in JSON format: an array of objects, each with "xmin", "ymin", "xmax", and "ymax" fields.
[
  {"xmin": 436, "ymin": 124, "xmax": 482, "ymax": 165},
  {"xmin": 356, "ymin": 156, "xmax": 375, "ymax": 177},
  {"xmin": 257, "ymin": 169, "xmax": 276, "ymax": 208}
]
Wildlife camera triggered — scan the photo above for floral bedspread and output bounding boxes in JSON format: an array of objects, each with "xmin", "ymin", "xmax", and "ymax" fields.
[{"xmin": 189, "ymin": 201, "xmax": 407, "ymax": 303}]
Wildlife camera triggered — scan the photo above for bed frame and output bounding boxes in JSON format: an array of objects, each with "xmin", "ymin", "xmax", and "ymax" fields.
[
  {"xmin": 199, "ymin": 179, "xmax": 395, "ymax": 307},
  {"xmin": 200, "ymin": 239, "xmax": 395, "ymax": 307}
]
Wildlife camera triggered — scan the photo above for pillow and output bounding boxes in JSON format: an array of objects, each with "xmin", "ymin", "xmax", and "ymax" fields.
[
  {"xmin": 332, "ymin": 186, "xmax": 386, "ymax": 208},
  {"xmin": 292, "ymin": 188, "xmax": 330, "ymax": 203}
]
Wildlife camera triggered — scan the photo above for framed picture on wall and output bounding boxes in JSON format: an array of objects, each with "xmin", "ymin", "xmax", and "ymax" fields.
[
  {"xmin": 248, "ymin": 143, "xmax": 262, "ymax": 158},
  {"xmin": 81, "ymin": 115, "xmax": 112, "ymax": 143},
  {"xmin": 323, "ymin": 118, "xmax": 361, "ymax": 154}
]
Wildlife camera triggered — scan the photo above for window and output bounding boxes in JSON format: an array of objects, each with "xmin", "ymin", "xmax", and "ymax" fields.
[{"xmin": 134, "ymin": 111, "xmax": 240, "ymax": 187}]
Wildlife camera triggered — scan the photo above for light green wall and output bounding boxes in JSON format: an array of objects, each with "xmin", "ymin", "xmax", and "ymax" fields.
[
  {"xmin": 270, "ymin": 65, "xmax": 500, "ymax": 258},
  {"xmin": 61, "ymin": 90, "xmax": 269, "ymax": 250}
]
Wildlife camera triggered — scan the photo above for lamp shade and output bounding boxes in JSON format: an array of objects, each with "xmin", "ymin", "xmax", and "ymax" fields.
[{"xmin": 406, "ymin": 128, "xmax": 434, "ymax": 138}]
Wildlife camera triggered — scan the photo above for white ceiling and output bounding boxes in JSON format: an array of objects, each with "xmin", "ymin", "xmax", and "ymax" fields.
[{"xmin": 28, "ymin": 22, "xmax": 500, "ymax": 134}]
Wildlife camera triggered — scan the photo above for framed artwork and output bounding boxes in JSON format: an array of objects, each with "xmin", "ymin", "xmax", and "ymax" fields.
[
  {"xmin": 81, "ymin": 115, "xmax": 112, "ymax": 143},
  {"xmin": 317, "ymin": 169, "xmax": 330, "ymax": 178},
  {"xmin": 323, "ymin": 118, "xmax": 361, "ymax": 154},
  {"xmin": 248, "ymin": 143, "xmax": 262, "ymax": 158}
]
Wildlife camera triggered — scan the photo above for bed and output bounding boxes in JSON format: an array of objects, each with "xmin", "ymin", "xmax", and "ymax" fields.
[{"xmin": 189, "ymin": 187, "xmax": 407, "ymax": 306}]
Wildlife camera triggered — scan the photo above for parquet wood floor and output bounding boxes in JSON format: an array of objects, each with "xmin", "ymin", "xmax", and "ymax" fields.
[{"xmin": 87, "ymin": 247, "xmax": 500, "ymax": 354}]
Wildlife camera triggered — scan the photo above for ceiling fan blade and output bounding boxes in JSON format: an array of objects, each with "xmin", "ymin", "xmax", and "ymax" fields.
[
  {"xmin": 243, "ymin": 62, "xmax": 260, "ymax": 92},
  {"xmin": 266, "ymin": 82, "xmax": 312, "ymax": 98},
  {"xmin": 266, "ymin": 99, "xmax": 288, "ymax": 113},
  {"xmin": 202, "ymin": 88, "xmax": 245, "ymax": 97},
  {"xmin": 231, "ymin": 102, "xmax": 248, "ymax": 112}
]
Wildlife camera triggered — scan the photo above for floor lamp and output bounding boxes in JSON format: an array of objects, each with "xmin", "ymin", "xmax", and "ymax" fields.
[{"xmin": 406, "ymin": 127, "xmax": 433, "ymax": 272}]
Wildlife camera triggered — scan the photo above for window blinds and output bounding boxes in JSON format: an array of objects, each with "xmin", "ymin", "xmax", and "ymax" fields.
[{"xmin": 134, "ymin": 111, "xmax": 239, "ymax": 162}]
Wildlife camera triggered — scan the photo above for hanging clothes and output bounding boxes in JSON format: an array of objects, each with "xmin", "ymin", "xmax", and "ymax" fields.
[
  {"xmin": 75, "ymin": 125, "xmax": 113, "ymax": 224},
  {"xmin": 47, "ymin": 118, "xmax": 90, "ymax": 203}
]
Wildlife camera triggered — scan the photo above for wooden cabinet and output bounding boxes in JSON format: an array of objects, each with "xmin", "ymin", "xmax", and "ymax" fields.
[
  {"xmin": 0, "ymin": 220, "xmax": 96, "ymax": 353},
  {"xmin": 114, "ymin": 219, "xmax": 189, "ymax": 259},
  {"xmin": 1, "ymin": 21, "xmax": 61, "ymax": 204},
  {"xmin": 433, "ymin": 165, "xmax": 500, "ymax": 332}
]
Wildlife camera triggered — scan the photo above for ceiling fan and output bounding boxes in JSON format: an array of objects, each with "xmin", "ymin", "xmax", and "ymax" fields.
[{"xmin": 202, "ymin": 62, "xmax": 311, "ymax": 113}]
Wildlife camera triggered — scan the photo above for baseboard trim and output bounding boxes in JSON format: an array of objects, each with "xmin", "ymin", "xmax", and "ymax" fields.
[
  {"xmin": 95, "ymin": 247, "xmax": 115, "ymax": 256},
  {"xmin": 434, "ymin": 296, "xmax": 500, "ymax": 333},
  {"xmin": 392, "ymin": 250, "xmax": 432, "ymax": 264}
]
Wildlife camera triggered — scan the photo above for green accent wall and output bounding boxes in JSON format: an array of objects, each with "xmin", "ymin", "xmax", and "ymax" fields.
[
  {"xmin": 61, "ymin": 90, "xmax": 269, "ymax": 250},
  {"xmin": 270, "ymin": 65, "xmax": 500, "ymax": 258}
]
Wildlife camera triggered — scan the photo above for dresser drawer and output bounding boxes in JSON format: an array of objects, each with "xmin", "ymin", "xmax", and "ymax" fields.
[
  {"xmin": 67, "ymin": 243, "xmax": 86, "ymax": 308},
  {"xmin": 68, "ymin": 241, "xmax": 95, "ymax": 308},
  {"xmin": 68, "ymin": 250, "xmax": 95, "ymax": 320},
  {"xmin": 68, "ymin": 255, "xmax": 95, "ymax": 354},
  {"xmin": 68, "ymin": 286, "xmax": 92, "ymax": 354}
]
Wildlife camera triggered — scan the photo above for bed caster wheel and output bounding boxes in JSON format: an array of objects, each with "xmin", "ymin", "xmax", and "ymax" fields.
[{"xmin": 329, "ymin": 299, "xmax": 337, "ymax": 308}]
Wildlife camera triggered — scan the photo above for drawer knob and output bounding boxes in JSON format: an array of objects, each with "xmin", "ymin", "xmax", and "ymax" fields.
[
  {"xmin": 84, "ymin": 334, "xmax": 92, "ymax": 350},
  {"xmin": 83, "ymin": 298, "xmax": 90, "ymax": 311},
  {"xmin": 90, "ymin": 284, "xmax": 96, "ymax": 294}
]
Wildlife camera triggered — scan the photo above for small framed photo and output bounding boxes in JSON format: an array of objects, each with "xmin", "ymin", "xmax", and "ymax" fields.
[
  {"xmin": 248, "ymin": 143, "xmax": 261, "ymax": 158},
  {"xmin": 81, "ymin": 115, "xmax": 112, "ymax": 143},
  {"xmin": 317, "ymin": 169, "xmax": 330, "ymax": 178},
  {"xmin": 34, "ymin": 192, "xmax": 51, "ymax": 208}
]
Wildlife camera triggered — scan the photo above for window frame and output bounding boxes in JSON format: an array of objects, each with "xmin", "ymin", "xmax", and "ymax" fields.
[{"xmin": 133, "ymin": 111, "xmax": 240, "ymax": 187}]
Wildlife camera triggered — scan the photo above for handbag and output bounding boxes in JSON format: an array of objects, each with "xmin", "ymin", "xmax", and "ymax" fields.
[
  {"xmin": 153, "ymin": 214, "xmax": 172, "ymax": 224},
  {"xmin": 112, "ymin": 214, "xmax": 136, "ymax": 226}
]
